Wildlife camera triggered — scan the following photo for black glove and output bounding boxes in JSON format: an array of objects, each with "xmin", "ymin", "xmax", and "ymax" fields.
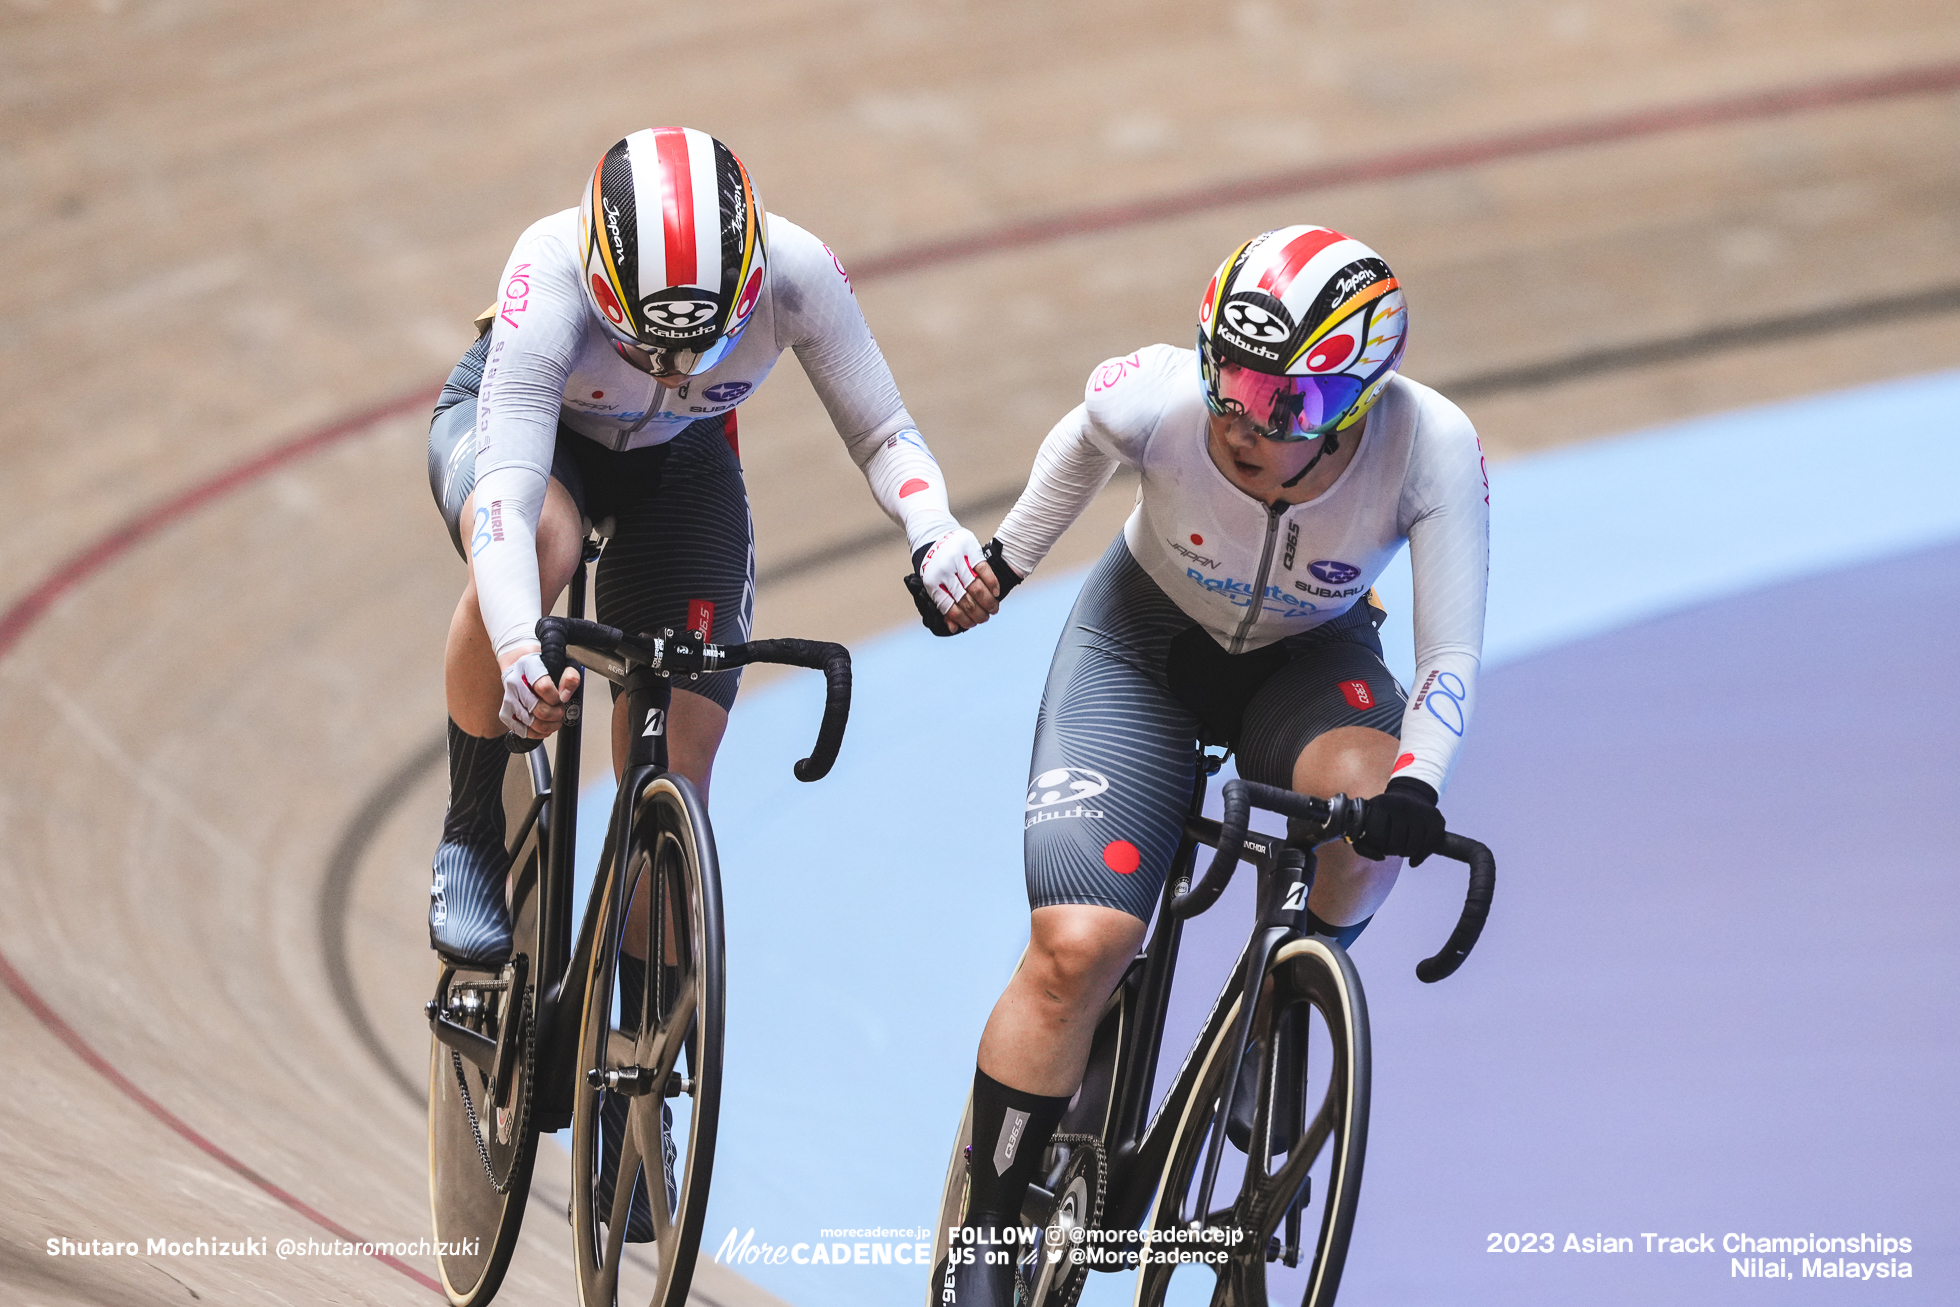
[
  {"xmin": 903, "ymin": 570, "xmax": 954, "ymax": 636},
  {"xmin": 983, "ymin": 537, "xmax": 1023, "ymax": 601},
  {"xmin": 1352, "ymin": 776, "xmax": 1446, "ymax": 866}
]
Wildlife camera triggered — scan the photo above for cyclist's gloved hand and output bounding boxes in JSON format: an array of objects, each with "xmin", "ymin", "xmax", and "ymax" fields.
[
  {"xmin": 1352, "ymin": 776, "xmax": 1446, "ymax": 866},
  {"xmin": 906, "ymin": 527, "xmax": 998, "ymax": 635},
  {"xmin": 984, "ymin": 537, "xmax": 1024, "ymax": 602},
  {"xmin": 498, "ymin": 649, "xmax": 578, "ymax": 737}
]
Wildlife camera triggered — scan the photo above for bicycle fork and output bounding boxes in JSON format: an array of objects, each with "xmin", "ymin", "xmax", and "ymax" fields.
[{"xmin": 1192, "ymin": 846, "xmax": 1318, "ymax": 1250}]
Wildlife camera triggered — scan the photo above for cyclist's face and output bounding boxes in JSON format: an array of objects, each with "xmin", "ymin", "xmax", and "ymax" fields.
[
  {"xmin": 612, "ymin": 340, "xmax": 692, "ymax": 388},
  {"xmin": 1206, "ymin": 409, "xmax": 1327, "ymax": 502}
]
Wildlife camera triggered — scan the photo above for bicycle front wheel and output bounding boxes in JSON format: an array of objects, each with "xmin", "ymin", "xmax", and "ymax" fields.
[
  {"xmin": 1137, "ymin": 937, "xmax": 1369, "ymax": 1307},
  {"xmin": 572, "ymin": 775, "xmax": 725, "ymax": 1307}
]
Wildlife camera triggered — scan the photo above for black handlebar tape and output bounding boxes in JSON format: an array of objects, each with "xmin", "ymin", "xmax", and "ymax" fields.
[
  {"xmin": 1414, "ymin": 832, "xmax": 1496, "ymax": 983},
  {"xmin": 538, "ymin": 617, "xmax": 570, "ymax": 684},
  {"xmin": 505, "ymin": 733, "xmax": 541, "ymax": 754},
  {"xmin": 719, "ymin": 638, "xmax": 853, "ymax": 781},
  {"xmin": 1170, "ymin": 778, "xmax": 1340, "ymax": 919},
  {"xmin": 1168, "ymin": 780, "xmax": 1250, "ymax": 918},
  {"xmin": 903, "ymin": 573, "xmax": 955, "ymax": 637},
  {"xmin": 537, "ymin": 615, "xmax": 628, "ymax": 665}
]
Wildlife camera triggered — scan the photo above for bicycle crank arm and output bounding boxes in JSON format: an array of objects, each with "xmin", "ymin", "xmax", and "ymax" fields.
[{"xmin": 430, "ymin": 1007, "xmax": 499, "ymax": 1078}]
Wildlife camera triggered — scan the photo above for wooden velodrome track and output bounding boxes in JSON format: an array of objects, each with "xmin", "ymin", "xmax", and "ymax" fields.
[{"xmin": 5, "ymin": 3, "xmax": 1960, "ymax": 1303}]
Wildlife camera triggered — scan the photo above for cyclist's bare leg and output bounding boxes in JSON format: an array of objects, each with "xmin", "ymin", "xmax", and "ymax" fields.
[
  {"xmin": 1291, "ymin": 724, "xmax": 1404, "ymax": 926},
  {"xmin": 976, "ymin": 904, "xmax": 1145, "ymax": 1096},
  {"xmin": 443, "ymin": 476, "xmax": 586, "ymax": 738}
]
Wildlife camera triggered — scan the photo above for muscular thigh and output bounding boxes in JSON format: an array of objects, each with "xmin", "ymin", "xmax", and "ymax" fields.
[
  {"xmin": 1234, "ymin": 628, "xmax": 1407, "ymax": 791},
  {"xmin": 1024, "ymin": 540, "xmax": 1201, "ymax": 923},
  {"xmin": 591, "ymin": 418, "xmax": 755, "ymax": 714}
]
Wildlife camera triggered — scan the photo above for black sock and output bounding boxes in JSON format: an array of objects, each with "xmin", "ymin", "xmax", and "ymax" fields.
[
  {"xmin": 964, "ymin": 1067, "xmax": 1070, "ymax": 1227},
  {"xmin": 440, "ymin": 717, "xmax": 508, "ymax": 847},
  {"xmin": 1304, "ymin": 909, "xmax": 1372, "ymax": 949}
]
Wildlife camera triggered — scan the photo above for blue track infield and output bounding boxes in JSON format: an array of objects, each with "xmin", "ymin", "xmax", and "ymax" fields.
[{"xmin": 580, "ymin": 369, "xmax": 1960, "ymax": 1305}]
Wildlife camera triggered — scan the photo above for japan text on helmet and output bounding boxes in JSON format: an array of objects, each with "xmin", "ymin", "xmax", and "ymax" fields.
[
  {"xmin": 578, "ymin": 127, "xmax": 767, "ymax": 376},
  {"xmin": 1196, "ymin": 226, "xmax": 1408, "ymax": 441}
]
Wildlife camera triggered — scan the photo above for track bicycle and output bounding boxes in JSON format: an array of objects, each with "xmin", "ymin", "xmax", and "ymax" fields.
[
  {"xmin": 927, "ymin": 762, "xmax": 1495, "ymax": 1307},
  {"xmin": 426, "ymin": 539, "xmax": 853, "ymax": 1307}
]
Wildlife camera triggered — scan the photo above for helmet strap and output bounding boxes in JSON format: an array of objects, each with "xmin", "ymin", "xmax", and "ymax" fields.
[{"xmin": 1279, "ymin": 429, "xmax": 1339, "ymax": 489}]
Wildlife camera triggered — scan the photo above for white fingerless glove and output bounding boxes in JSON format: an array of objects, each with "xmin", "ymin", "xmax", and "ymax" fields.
[
  {"xmin": 918, "ymin": 526, "xmax": 984, "ymax": 614},
  {"xmin": 499, "ymin": 651, "xmax": 550, "ymax": 733}
]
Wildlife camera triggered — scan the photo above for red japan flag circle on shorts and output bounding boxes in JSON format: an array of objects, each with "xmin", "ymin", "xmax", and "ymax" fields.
[{"xmin": 1102, "ymin": 841, "xmax": 1141, "ymax": 875}]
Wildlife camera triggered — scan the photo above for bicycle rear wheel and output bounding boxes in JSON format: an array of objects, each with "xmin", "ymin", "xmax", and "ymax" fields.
[
  {"xmin": 428, "ymin": 749, "xmax": 549, "ymax": 1305},
  {"xmin": 1137, "ymin": 938, "xmax": 1369, "ymax": 1307},
  {"xmin": 572, "ymin": 775, "xmax": 724, "ymax": 1307}
]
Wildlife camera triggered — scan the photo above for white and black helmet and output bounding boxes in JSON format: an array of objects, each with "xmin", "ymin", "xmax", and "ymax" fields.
[
  {"xmin": 1197, "ymin": 226, "xmax": 1408, "ymax": 441},
  {"xmin": 578, "ymin": 127, "xmax": 766, "ymax": 376}
]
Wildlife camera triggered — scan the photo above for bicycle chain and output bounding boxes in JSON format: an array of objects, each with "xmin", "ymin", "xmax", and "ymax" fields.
[
  {"xmin": 1017, "ymin": 1132, "xmax": 1107, "ymax": 1307},
  {"xmin": 449, "ymin": 980, "xmax": 534, "ymax": 1195}
]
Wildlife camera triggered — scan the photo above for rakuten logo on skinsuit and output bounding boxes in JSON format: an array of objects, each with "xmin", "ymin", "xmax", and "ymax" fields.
[{"xmin": 1185, "ymin": 569, "xmax": 1318, "ymax": 615}]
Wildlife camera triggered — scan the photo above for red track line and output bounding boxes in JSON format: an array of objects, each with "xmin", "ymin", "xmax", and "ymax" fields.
[
  {"xmin": 3, "ymin": 50, "xmax": 1960, "ymax": 1301},
  {"xmin": 0, "ymin": 952, "xmax": 444, "ymax": 1293},
  {"xmin": 0, "ymin": 382, "xmax": 444, "ymax": 1297},
  {"xmin": 0, "ymin": 385, "xmax": 439, "ymax": 662},
  {"xmin": 850, "ymin": 58, "xmax": 1960, "ymax": 280}
]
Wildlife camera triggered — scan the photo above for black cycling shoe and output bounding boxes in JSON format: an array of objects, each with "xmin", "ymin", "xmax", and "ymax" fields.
[
  {"xmin": 594, "ymin": 1091, "xmax": 664, "ymax": 1243},
  {"xmin": 1225, "ymin": 1036, "xmax": 1302, "ymax": 1153},
  {"xmin": 429, "ymin": 719, "xmax": 514, "ymax": 965},
  {"xmin": 428, "ymin": 838, "xmax": 513, "ymax": 964}
]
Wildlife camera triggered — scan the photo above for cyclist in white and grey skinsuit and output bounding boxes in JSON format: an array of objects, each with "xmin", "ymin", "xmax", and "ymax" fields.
[
  {"xmin": 941, "ymin": 226, "xmax": 1489, "ymax": 1307},
  {"xmin": 428, "ymin": 128, "xmax": 1000, "ymax": 967}
]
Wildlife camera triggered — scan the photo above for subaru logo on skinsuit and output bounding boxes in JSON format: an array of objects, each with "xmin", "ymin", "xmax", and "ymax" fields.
[
  {"xmin": 1308, "ymin": 559, "xmax": 1362, "ymax": 584},
  {"xmin": 1026, "ymin": 767, "xmax": 1110, "ymax": 810},
  {"xmin": 702, "ymin": 381, "xmax": 751, "ymax": 403}
]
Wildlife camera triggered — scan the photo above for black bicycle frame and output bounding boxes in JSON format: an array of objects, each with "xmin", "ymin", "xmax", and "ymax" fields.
[{"xmin": 1089, "ymin": 759, "xmax": 1303, "ymax": 1232}]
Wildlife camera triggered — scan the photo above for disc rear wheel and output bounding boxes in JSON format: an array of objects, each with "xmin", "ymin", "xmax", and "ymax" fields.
[{"xmin": 428, "ymin": 749, "xmax": 549, "ymax": 1305}]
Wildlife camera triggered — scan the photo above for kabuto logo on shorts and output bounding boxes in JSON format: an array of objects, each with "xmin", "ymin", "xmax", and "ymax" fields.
[{"xmin": 1026, "ymin": 767, "xmax": 1110, "ymax": 811}]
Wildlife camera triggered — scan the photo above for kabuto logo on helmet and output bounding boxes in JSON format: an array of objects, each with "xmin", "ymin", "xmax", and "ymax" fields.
[
  {"xmin": 1221, "ymin": 296, "xmax": 1292, "ymax": 344},
  {"xmin": 640, "ymin": 293, "xmax": 721, "ymax": 339}
]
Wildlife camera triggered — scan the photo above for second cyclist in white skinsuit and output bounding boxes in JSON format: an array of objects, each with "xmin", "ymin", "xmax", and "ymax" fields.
[
  {"xmin": 938, "ymin": 226, "xmax": 1489, "ymax": 1307},
  {"xmin": 427, "ymin": 128, "xmax": 998, "ymax": 967}
]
